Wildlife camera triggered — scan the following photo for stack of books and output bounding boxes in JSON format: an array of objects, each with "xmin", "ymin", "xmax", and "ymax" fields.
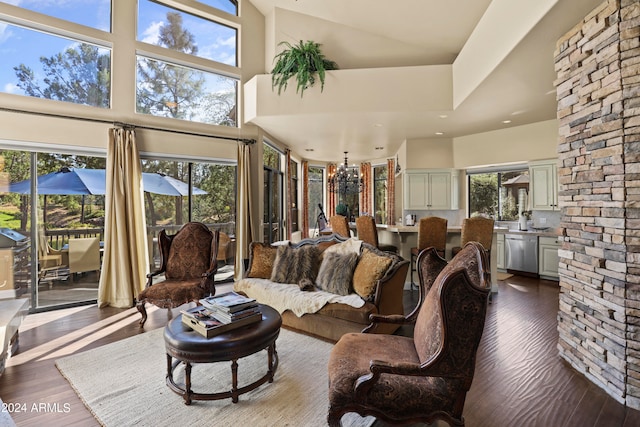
[
  {"xmin": 200, "ymin": 291, "xmax": 261, "ymax": 324},
  {"xmin": 181, "ymin": 292, "xmax": 261, "ymax": 338}
]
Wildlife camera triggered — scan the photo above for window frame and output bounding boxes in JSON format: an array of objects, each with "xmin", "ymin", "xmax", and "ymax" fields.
[{"xmin": 373, "ymin": 163, "xmax": 388, "ymax": 224}]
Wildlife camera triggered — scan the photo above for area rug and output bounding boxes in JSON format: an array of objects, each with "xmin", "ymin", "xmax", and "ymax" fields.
[
  {"xmin": 0, "ymin": 398, "xmax": 17, "ymax": 427},
  {"xmin": 55, "ymin": 327, "xmax": 375, "ymax": 427},
  {"xmin": 496, "ymin": 272, "xmax": 513, "ymax": 281}
]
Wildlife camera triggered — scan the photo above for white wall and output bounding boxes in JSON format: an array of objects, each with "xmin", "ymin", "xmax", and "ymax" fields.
[{"xmin": 453, "ymin": 119, "xmax": 559, "ymax": 169}]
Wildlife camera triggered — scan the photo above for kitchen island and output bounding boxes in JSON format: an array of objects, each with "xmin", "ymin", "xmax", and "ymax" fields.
[{"xmin": 376, "ymin": 224, "xmax": 559, "ymax": 292}]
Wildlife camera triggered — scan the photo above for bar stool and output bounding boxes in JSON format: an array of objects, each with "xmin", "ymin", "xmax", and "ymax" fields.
[
  {"xmin": 451, "ymin": 216, "xmax": 495, "ymax": 258},
  {"xmin": 410, "ymin": 216, "xmax": 448, "ymax": 289},
  {"xmin": 355, "ymin": 215, "xmax": 398, "ymax": 253},
  {"xmin": 329, "ymin": 215, "xmax": 351, "ymax": 238}
]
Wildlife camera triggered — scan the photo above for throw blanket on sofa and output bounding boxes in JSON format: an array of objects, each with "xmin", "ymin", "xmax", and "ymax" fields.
[{"xmin": 235, "ymin": 278, "xmax": 365, "ymax": 317}]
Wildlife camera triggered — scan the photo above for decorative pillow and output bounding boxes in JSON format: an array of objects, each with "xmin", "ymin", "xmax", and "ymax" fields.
[
  {"xmin": 247, "ymin": 242, "xmax": 279, "ymax": 279},
  {"xmin": 316, "ymin": 252, "xmax": 359, "ymax": 296},
  {"xmin": 323, "ymin": 238, "xmax": 362, "ymax": 256},
  {"xmin": 353, "ymin": 248, "xmax": 393, "ymax": 300},
  {"xmin": 270, "ymin": 245, "xmax": 320, "ymax": 284}
]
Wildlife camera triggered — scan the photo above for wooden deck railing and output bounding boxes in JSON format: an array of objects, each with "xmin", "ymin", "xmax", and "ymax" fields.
[{"xmin": 42, "ymin": 222, "xmax": 236, "ymax": 268}]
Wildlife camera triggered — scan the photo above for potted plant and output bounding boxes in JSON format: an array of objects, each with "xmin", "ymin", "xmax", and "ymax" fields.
[{"xmin": 271, "ymin": 40, "xmax": 338, "ymax": 97}]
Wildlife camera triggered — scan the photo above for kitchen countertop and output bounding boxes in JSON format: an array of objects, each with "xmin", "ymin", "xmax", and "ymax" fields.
[{"xmin": 380, "ymin": 224, "xmax": 559, "ymax": 238}]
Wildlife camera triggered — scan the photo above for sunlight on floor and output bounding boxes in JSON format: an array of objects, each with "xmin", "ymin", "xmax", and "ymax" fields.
[
  {"xmin": 506, "ymin": 283, "xmax": 531, "ymax": 292},
  {"xmin": 8, "ymin": 304, "xmax": 160, "ymax": 366}
]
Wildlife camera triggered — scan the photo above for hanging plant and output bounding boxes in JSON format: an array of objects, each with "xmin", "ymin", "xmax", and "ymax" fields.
[{"xmin": 271, "ymin": 40, "xmax": 338, "ymax": 97}]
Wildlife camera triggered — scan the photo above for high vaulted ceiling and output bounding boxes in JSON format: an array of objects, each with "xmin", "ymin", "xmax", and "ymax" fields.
[{"xmin": 246, "ymin": 0, "xmax": 602, "ymax": 163}]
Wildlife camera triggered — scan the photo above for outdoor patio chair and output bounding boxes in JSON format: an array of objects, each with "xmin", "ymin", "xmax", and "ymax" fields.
[
  {"xmin": 216, "ymin": 231, "xmax": 235, "ymax": 266},
  {"xmin": 37, "ymin": 228, "xmax": 68, "ymax": 283},
  {"xmin": 68, "ymin": 237, "xmax": 101, "ymax": 280},
  {"xmin": 137, "ymin": 222, "xmax": 219, "ymax": 327}
]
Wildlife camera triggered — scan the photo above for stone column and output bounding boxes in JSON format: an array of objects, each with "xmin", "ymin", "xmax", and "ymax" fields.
[{"xmin": 555, "ymin": 0, "xmax": 640, "ymax": 408}]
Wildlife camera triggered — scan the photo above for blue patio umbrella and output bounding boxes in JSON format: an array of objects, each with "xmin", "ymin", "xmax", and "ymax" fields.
[
  {"xmin": 141, "ymin": 172, "xmax": 207, "ymax": 196},
  {"xmin": 8, "ymin": 168, "xmax": 207, "ymax": 196},
  {"xmin": 8, "ymin": 167, "xmax": 107, "ymax": 195}
]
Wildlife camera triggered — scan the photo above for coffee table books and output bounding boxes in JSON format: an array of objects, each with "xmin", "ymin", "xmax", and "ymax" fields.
[
  {"xmin": 201, "ymin": 291, "xmax": 257, "ymax": 313},
  {"xmin": 181, "ymin": 306, "xmax": 261, "ymax": 339}
]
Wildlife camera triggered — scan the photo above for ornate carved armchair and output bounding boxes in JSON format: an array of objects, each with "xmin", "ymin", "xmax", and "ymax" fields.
[
  {"xmin": 327, "ymin": 242, "xmax": 490, "ymax": 427},
  {"xmin": 137, "ymin": 222, "xmax": 219, "ymax": 327}
]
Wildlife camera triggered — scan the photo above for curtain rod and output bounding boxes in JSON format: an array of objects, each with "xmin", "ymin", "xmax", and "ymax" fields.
[{"xmin": 0, "ymin": 106, "xmax": 256, "ymax": 144}]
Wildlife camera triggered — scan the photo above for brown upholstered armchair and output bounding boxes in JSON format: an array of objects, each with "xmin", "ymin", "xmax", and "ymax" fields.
[
  {"xmin": 327, "ymin": 242, "xmax": 490, "ymax": 427},
  {"xmin": 137, "ymin": 222, "xmax": 219, "ymax": 327}
]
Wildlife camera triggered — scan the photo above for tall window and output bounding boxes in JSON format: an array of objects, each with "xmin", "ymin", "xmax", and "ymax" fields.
[
  {"xmin": 468, "ymin": 168, "xmax": 528, "ymax": 220},
  {"xmin": 308, "ymin": 166, "xmax": 325, "ymax": 234},
  {"xmin": 263, "ymin": 143, "xmax": 283, "ymax": 244},
  {"xmin": 0, "ymin": 24, "xmax": 112, "ymax": 106},
  {"xmin": 198, "ymin": 0, "xmax": 238, "ymax": 15},
  {"xmin": 0, "ymin": 1, "xmax": 239, "ymax": 127},
  {"xmin": 290, "ymin": 159, "xmax": 299, "ymax": 233},
  {"xmin": 137, "ymin": 0, "xmax": 237, "ymax": 65},
  {"xmin": 1, "ymin": 0, "xmax": 112, "ymax": 30},
  {"xmin": 136, "ymin": 1, "xmax": 238, "ymax": 126},
  {"xmin": 141, "ymin": 158, "xmax": 237, "ymax": 271},
  {"xmin": 0, "ymin": 149, "xmax": 107, "ymax": 311},
  {"xmin": 373, "ymin": 164, "xmax": 388, "ymax": 224}
]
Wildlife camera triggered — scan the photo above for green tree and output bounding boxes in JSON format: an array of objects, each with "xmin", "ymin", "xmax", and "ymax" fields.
[
  {"xmin": 14, "ymin": 44, "xmax": 110, "ymax": 107},
  {"xmin": 136, "ymin": 12, "xmax": 205, "ymax": 120},
  {"xmin": 201, "ymin": 85, "xmax": 237, "ymax": 127},
  {"xmin": 469, "ymin": 174, "xmax": 498, "ymax": 217}
]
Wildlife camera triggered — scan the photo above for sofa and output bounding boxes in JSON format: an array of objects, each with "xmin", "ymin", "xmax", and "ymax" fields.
[{"xmin": 234, "ymin": 234, "xmax": 409, "ymax": 342}]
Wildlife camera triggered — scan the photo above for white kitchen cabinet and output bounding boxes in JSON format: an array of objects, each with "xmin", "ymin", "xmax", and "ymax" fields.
[
  {"xmin": 529, "ymin": 160, "xmax": 559, "ymax": 211},
  {"xmin": 404, "ymin": 169, "xmax": 459, "ymax": 210},
  {"xmin": 538, "ymin": 236, "xmax": 560, "ymax": 279},
  {"xmin": 496, "ymin": 233, "xmax": 505, "ymax": 270}
]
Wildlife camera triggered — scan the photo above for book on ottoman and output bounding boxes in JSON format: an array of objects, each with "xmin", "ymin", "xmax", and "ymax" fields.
[
  {"xmin": 181, "ymin": 306, "xmax": 261, "ymax": 338},
  {"xmin": 201, "ymin": 291, "xmax": 258, "ymax": 314}
]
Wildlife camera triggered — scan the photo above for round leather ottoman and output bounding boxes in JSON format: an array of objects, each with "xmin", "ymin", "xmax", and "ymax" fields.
[{"xmin": 163, "ymin": 303, "xmax": 282, "ymax": 404}]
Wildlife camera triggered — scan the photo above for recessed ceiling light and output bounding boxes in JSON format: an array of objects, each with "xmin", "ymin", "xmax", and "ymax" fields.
[
  {"xmin": 435, "ymin": 132, "xmax": 444, "ymax": 136},
  {"xmin": 502, "ymin": 120, "xmax": 512, "ymax": 124},
  {"xmin": 305, "ymin": 148, "xmax": 314, "ymax": 152},
  {"xmin": 374, "ymin": 123, "xmax": 383, "ymax": 127},
  {"xmin": 438, "ymin": 114, "xmax": 448, "ymax": 119}
]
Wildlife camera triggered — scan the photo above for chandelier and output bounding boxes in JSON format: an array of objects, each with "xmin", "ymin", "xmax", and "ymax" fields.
[{"xmin": 328, "ymin": 152, "xmax": 363, "ymax": 196}]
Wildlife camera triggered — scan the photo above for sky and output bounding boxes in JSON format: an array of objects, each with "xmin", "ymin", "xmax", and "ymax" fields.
[{"xmin": 0, "ymin": 0, "xmax": 237, "ymax": 98}]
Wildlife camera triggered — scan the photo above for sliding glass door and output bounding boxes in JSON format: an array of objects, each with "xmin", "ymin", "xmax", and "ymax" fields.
[{"xmin": 0, "ymin": 149, "xmax": 106, "ymax": 311}]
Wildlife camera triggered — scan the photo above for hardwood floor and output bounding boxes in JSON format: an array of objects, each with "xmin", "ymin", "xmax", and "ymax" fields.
[{"xmin": 1, "ymin": 277, "xmax": 640, "ymax": 426}]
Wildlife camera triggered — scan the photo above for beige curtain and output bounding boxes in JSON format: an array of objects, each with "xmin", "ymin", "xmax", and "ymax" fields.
[
  {"xmin": 387, "ymin": 158, "xmax": 396, "ymax": 225},
  {"xmin": 98, "ymin": 128, "xmax": 149, "ymax": 308},
  {"xmin": 235, "ymin": 141, "xmax": 256, "ymax": 280},
  {"xmin": 360, "ymin": 162, "xmax": 372, "ymax": 215},
  {"xmin": 327, "ymin": 163, "xmax": 338, "ymax": 216}
]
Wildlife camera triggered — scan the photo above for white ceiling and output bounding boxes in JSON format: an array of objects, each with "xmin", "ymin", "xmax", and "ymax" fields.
[{"xmin": 246, "ymin": 0, "xmax": 602, "ymax": 163}]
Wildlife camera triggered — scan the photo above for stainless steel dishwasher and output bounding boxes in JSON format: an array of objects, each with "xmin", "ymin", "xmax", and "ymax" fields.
[{"xmin": 505, "ymin": 233, "xmax": 538, "ymax": 274}]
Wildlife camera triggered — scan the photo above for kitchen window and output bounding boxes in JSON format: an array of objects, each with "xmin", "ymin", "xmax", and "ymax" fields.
[{"xmin": 467, "ymin": 166, "xmax": 529, "ymax": 220}]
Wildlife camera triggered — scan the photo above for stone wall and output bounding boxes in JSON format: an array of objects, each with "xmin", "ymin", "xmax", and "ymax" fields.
[{"xmin": 555, "ymin": 0, "xmax": 640, "ymax": 408}]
